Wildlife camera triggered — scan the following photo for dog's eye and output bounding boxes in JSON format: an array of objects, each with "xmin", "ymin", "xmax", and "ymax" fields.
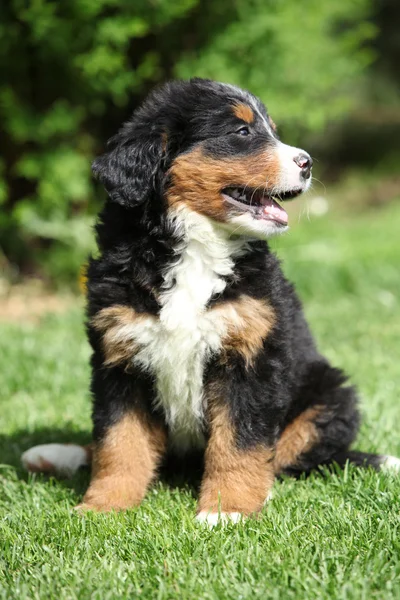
[{"xmin": 236, "ymin": 126, "xmax": 250, "ymax": 136}]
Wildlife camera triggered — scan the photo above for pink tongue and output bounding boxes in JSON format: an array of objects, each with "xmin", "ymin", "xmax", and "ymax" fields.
[{"xmin": 261, "ymin": 197, "xmax": 288, "ymax": 225}]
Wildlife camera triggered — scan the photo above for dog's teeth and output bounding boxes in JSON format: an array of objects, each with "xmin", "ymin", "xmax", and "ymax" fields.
[{"xmin": 231, "ymin": 189, "xmax": 240, "ymax": 198}]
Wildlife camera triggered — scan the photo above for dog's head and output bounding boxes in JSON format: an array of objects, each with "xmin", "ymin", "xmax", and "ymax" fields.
[{"xmin": 93, "ymin": 78, "xmax": 312, "ymax": 239}]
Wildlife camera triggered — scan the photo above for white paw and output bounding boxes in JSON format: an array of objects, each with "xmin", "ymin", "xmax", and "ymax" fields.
[
  {"xmin": 381, "ymin": 455, "xmax": 400, "ymax": 473},
  {"xmin": 21, "ymin": 444, "xmax": 88, "ymax": 477},
  {"xmin": 196, "ymin": 511, "xmax": 244, "ymax": 527}
]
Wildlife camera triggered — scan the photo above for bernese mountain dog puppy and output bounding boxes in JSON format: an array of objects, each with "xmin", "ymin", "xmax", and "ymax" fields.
[{"xmin": 22, "ymin": 79, "xmax": 400, "ymax": 525}]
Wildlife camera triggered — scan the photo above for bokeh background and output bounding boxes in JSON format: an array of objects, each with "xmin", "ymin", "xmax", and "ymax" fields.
[{"xmin": 0, "ymin": 0, "xmax": 399, "ymax": 288}]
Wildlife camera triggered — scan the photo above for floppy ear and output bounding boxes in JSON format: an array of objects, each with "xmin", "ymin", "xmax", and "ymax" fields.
[{"xmin": 92, "ymin": 129, "xmax": 164, "ymax": 207}]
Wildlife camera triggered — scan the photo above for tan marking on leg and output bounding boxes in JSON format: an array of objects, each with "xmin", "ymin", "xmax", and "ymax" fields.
[
  {"xmin": 78, "ymin": 411, "xmax": 167, "ymax": 512},
  {"xmin": 232, "ymin": 103, "xmax": 254, "ymax": 124},
  {"xmin": 213, "ymin": 295, "xmax": 275, "ymax": 367},
  {"xmin": 274, "ymin": 406, "xmax": 322, "ymax": 474},
  {"xmin": 92, "ymin": 305, "xmax": 156, "ymax": 367},
  {"xmin": 166, "ymin": 147, "xmax": 282, "ymax": 222},
  {"xmin": 198, "ymin": 401, "xmax": 274, "ymax": 516}
]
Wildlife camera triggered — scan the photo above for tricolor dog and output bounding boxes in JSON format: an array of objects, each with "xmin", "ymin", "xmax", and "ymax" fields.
[{"xmin": 22, "ymin": 79, "xmax": 400, "ymax": 525}]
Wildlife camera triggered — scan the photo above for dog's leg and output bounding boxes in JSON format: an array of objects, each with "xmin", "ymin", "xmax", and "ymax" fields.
[
  {"xmin": 78, "ymin": 407, "xmax": 166, "ymax": 512},
  {"xmin": 77, "ymin": 361, "xmax": 166, "ymax": 512},
  {"xmin": 273, "ymin": 361, "xmax": 400, "ymax": 476},
  {"xmin": 273, "ymin": 362, "xmax": 359, "ymax": 476},
  {"xmin": 196, "ymin": 403, "xmax": 275, "ymax": 526}
]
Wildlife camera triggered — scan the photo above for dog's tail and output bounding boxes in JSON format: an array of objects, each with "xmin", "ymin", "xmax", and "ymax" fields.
[
  {"xmin": 329, "ymin": 449, "xmax": 400, "ymax": 473},
  {"xmin": 21, "ymin": 443, "xmax": 92, "ymax": 477},
  {"xmin": 21, "ymin": 443, "xmax": 400, "ymax": 477}
]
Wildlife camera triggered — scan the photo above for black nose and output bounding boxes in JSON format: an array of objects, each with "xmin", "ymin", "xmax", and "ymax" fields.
[{"xmin": 294, "ymin": 153, "xmax": 313, "ymax": 180}]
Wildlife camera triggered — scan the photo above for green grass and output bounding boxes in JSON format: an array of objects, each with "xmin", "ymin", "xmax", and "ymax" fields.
[{"xmin": 1, "ymin": 202, "xmax": 400, "ymax": 599}]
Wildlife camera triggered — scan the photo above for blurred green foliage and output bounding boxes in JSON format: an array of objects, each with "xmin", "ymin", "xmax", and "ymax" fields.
[
  {"xmin": 176, "ymin": 1, "xmax": 376, "ymax": 131},
  {"xmin": 0, "ymin": 0, "xmax": 385, "ymax": 284}
]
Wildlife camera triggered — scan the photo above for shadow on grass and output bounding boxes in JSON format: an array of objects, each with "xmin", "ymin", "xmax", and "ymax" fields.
[{"xmin": 0, "ymin": 426, "xmax": 203, "ymax": 499}]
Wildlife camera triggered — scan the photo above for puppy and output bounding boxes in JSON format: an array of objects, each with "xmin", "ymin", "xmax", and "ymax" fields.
[{"xmin": 22, "ymin": 79, "xmax": 400, "ymax": 525}]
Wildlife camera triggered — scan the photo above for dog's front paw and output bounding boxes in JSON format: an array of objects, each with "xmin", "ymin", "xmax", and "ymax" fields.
[
  {"xmin": 76, "ymin": 478, "xmax": 144, "ymax": 513},
  {"xmin": 73, "ymin": 502, "xmax": 115, "ymax": 513},
  {"xmin": 74, "ymin": 500, "xmax": 129, "ymax": 513},
  {"xmin": 196, "ymin": 511, "xmax": 244, "ymax": 528}
]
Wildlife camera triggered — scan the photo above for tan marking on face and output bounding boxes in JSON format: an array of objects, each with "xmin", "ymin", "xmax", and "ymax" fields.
[
  {"xmin": 269, "ymin": 118, "xmax": 277, "ymax": 132},
  {"xmin": 167, "ymin": 147, "xmax": 281, "ymax": 222},
  {"xmin": 274, "ymin": 406, "xmax": 322, "ymax": 474},
  {"xmin": 77, "ymin": 411, "xmax": 167, "ymax": 512},
  {"xmin": 92, "ymin": 305, "xmax": 156, "ymax": 367},
  {"xmin": 213, "ymin": 295, "xmax": 276, "ymax": 367},
  {"xmin": 233, "ymin": 103, "xmax": 254, "ymax": 124},
  {"xmin": 198, "ymin": 396, "xmax": 274, "ymax": 516}
]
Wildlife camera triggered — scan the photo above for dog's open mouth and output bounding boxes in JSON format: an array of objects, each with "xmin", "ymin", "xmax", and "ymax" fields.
[{"xmin": 222, "ymin": 187, "xmax": 303, "ymax": 226}]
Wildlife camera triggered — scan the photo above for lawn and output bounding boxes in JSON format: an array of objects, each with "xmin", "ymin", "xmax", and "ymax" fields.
[{"xmin": 1, "ymin": 201, "xmax": 400, "ymax": 600}]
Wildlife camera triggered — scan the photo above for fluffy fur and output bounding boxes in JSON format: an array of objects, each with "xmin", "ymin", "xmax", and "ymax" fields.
[{"xmin": 22, "ymin": 79, "xmax": 399, "ymax": 521}]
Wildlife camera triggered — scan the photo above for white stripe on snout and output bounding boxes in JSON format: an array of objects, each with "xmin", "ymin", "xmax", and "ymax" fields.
[
  {"xmin": 252, "ymin": 104, "xmax": 275, "ymax": 138},
  {"xmin": 274, "ymin": 142, "xmax": 312, "ymax": 193},
  {"xmin": 239, "ymin": 89, "xmax": 311, "ymax": 194}
]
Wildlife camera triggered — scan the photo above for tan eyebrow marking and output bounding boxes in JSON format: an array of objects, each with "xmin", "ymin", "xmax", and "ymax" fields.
[
  {"xmin": 269, "ymin": 118, "xmax": 277, "ymax": 132},
  {"xmin": 233, "ymin": 103, "xmax": 254, "ymax": 124}
]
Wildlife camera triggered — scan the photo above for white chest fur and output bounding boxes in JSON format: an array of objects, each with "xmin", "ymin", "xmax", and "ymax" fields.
[{"xmin": 129, "ymin": 209, "xmax": 245, "ymax": 452}]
